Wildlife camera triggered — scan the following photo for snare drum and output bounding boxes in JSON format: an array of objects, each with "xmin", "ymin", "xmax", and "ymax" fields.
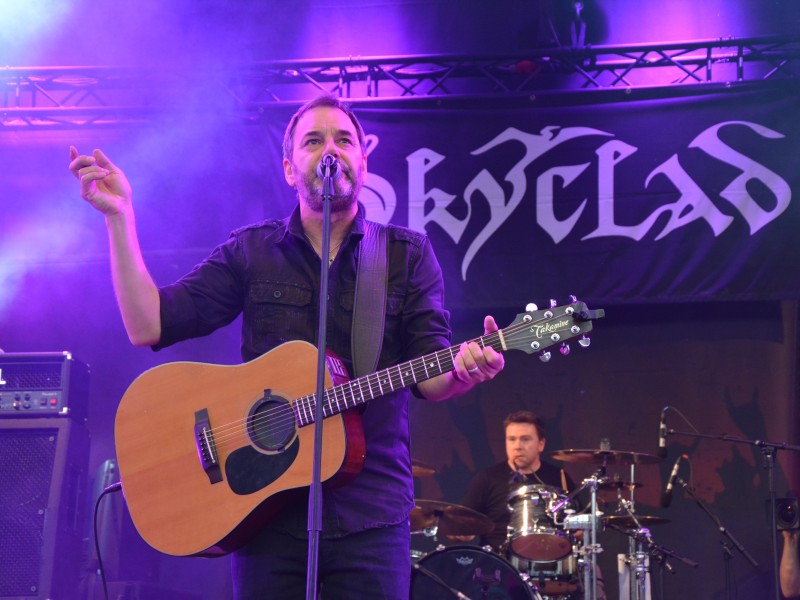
[
  {"xmin": 410, "ymin": 545, "xmax": 534, "ymax": 599},
  {"xmin": 509, "ymin": 552, "xmax": 580, "ymax": 597},
  {"xmin": 507, "ymin": 484, "xmax": 573, "ymax": 561}
]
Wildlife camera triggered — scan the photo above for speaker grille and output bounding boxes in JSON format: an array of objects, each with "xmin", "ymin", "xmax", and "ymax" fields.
[
  {"xmin": 0, "ymin": 421, "xmax": 87, "ymax": 600},
  {"xmin": 0, "ymin": 430, "xmax": 57, "ymax": 596},
  {"xmin": 0, "ymin": 364, "xmax": 63, "ymax": 391}
]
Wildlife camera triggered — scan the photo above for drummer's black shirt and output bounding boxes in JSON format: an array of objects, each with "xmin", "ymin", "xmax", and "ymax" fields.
[{"xmin": 461, "ymin": 460, "xmax": 576, "ymax": 551}]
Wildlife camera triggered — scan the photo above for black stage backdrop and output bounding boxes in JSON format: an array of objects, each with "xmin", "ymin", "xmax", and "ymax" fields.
[{"xmin": 263, "ymin": 80, "xmax": 800, "ymax": 308}]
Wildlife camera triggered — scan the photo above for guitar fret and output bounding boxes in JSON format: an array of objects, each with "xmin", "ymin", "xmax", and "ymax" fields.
[
  {"xmin": 398, "ymin": 365, "xmax": 405, "ymax": 388},
  {"xmin": 448, "ymin": 347, "xmax": 457, "ymax": 372},
  {"xmin": 342, "ymin": 385, "xmax": 351, "ymax": 409},
  {"xmin": 390, "ymin": 366, "xmax": 400, "ymax": 390},
  {"xmin": 300, "ymin": 397, "xmax": 310, "ymax": 425},
  {"xmin": 376, "ymin": 372, "xmax": 384, "ymax": 396},
  {"xmin": 383, "ymin": 368, "xmax": 394, "ymax": 392},
  {"xmin": 356, "ymin": 377, "xmax": 366, "ymax": 404},
  {"xmin": 422, "ymin": 358, "xmax": 429, "ymax": 379},
  {"xmin": 342, "ymin": 383, "xmax": 353, "ymax": 409},
  {"xmin": 434, "ymin": 352, "xmax": 442, "ymax": 376},
  {"xmin": 332, "ymin": 387, "xmax": 342, "ymax": 412}
]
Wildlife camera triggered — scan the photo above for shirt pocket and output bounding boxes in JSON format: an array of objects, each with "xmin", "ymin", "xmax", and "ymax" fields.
[{"xmin": 247, "ymin": 280, "xmax": 314, "ymax": 343}]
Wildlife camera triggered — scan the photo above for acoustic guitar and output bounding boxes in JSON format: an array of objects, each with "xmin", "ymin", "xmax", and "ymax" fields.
[{"xmin": 114, "ymin": 299, "xmax": 604, "ymax": 557}]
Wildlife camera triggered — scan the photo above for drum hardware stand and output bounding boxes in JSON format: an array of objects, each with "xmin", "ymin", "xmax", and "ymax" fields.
[
  {"xmin": 617, "ymin": 500, "xmax": 652, "ymax": 600},
  {"xmin": 551, "ymin": 469, "xmax": 607, "ymax": 600},
  {"xmin": 647, "ymin": 537, "xmax": 698, "ymax": 599},
  {"xmin": 606, "ymin": 511, "xmax": 699, "ymax": 600}
]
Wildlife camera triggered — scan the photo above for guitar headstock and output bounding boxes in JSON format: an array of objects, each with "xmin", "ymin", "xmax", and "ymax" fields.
[{"xmin": 502, "ymin": 297, "xmax": 605, "ymax": 362}]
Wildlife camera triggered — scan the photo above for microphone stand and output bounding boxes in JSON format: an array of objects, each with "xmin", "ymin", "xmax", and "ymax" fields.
[
  {"xmin": 306, "ymin": 160, "xmax": 336, "ymax": 600},
  {"xmin": 667, "ymin": 428, "xmax": 800, "ymax": 600},
  {"xmin": 673, "ymin": 475, "xmax": 757, "ymax": 600}
]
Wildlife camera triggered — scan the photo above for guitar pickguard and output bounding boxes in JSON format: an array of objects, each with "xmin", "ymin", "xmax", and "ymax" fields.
[{"xmin": 226, "ymin": 438, "xmax": 300, "ymax": 495}]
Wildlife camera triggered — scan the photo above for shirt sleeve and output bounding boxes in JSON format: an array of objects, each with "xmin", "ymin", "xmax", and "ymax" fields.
[
  {"xmin": 154, "ymin": 233, "xmax": 246, "ymax": 351},
  {"xmin": 399, "ymin": 233, "xmax": 452, "ymax": 362}
]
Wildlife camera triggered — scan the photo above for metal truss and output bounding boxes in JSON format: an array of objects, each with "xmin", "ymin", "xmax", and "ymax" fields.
[{"xmin": 3, "ymin": 35, "xmax": 799, "ymax": 130}]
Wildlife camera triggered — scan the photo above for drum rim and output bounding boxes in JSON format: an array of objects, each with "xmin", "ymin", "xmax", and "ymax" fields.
[{"xmin": 506, "ymin": 483, "xmax": 566, "ymax": 502}]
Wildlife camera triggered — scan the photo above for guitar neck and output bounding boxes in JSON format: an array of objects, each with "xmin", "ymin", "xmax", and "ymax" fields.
[{"xmin": 292, "ymin": 330, "xmax": 506, "ymax": 427}]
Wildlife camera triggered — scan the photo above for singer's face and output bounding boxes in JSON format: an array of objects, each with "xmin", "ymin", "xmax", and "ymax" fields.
[
  {"xmin": 283, "ymin": 106, "xmax": 366, "ymax": 214},
  {"xmin": 505, "ymin": 422, "xmax": 545, "ymax": 473}
]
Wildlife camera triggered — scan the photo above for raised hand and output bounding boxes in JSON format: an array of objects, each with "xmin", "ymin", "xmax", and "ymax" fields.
[{"xmin": 68, "ymin": 147, "xmax": 133, "ymax": 216}]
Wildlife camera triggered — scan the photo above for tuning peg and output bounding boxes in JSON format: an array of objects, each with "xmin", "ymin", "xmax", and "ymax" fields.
[
  {"xmin": 539, "ymin": 351, "xmax": 552, "ymax": 363},
  {"xmin": 525, "ymin": 302, "xmax": 538, "ymax": 312},
  {"xmin": 569, "ymin": 294, "xmax": 578, "ymax": 303},
  {"xmin": 560, "ymin": 343, "xmax": 571, "ymax": 356},
  {"xmin": 578, "ymin": 336, "xmax": 591, "ymax": 348},
  {"xmin": 549, "ymin": 299, "xmax": 558, "ymax": 308}
]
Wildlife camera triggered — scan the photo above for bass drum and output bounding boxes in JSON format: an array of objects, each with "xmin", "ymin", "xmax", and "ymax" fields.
[{"xmin": 411, "ymin": 545, "xmax": 534, "ymax": 600}]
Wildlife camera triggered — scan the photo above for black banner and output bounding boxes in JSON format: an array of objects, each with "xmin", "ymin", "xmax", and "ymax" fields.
[{"xmin": 265, "ymin": 81, "xmax": 800, "ymax": 308}]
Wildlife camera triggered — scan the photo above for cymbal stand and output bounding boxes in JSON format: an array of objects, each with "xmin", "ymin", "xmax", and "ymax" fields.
[
  {"xmin": 616, "ymin": 499, "xmax": 650, "ymax": 600},
  {"xmin": 549, "ymin": 467, "xmax": 607, "ymax": 600},
  {"xmin": 574, "ymin": 470, "xmax": 606, "ymax": 600},
  {"xmin": 420, "ymin": 516, "xmax": 440, "ymax": 540}
]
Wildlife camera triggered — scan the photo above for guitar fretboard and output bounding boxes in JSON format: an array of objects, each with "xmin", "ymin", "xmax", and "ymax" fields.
[{"xmin": 291, "ymin": 331, "xmax": 505, "ymax": 427}]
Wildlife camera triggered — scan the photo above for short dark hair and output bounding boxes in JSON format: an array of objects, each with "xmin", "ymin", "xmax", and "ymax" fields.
[
  {"xmin": 282, "ymin": 94, "xmax": 367, "ymax": 160},
  {"xmin": 504, "ymin": 410, "xmax": 546, "ymax": 440}
]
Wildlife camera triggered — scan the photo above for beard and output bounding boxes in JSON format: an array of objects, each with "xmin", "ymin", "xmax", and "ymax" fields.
[{"xmin": 294, "ymin": 160, "xmax": 364, "ymax": 214}]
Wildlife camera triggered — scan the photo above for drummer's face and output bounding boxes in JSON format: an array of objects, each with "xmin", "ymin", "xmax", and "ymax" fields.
[{"xmin": 505, "ymin": 422, "xmax": 546, "ymax": 473}]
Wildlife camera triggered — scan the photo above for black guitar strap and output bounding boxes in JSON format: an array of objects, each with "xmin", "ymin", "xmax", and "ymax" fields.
[{"xmin": 351, "ymin": 220, "xmax": 388, "ymax": 378}]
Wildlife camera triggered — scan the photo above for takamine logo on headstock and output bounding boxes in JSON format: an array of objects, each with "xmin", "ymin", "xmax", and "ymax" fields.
[{"xmin": 506, "ymin": 297, "xmax": 605, "ymax": 363}]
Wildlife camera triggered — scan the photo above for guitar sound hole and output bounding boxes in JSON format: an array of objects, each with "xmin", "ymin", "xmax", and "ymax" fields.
[{"xmin": 247, "ymin": 393, "xmax": 296, "ymax": 452}]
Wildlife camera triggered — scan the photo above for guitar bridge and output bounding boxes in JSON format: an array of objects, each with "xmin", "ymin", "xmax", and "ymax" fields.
[{"xmin": 194, "ymin": 408, "xmax": 222, "ymax": 484}]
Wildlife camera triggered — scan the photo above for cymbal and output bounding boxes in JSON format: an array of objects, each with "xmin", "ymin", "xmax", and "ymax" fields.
[
  {"xmin": 411, "ymin": 458, "xmax": 436, "ymax": 478},
  {"xmin": 605, "ymin": 514, "xmax": 670, "ymax": 528},
  {"xmin": 410, "ymin": 500, "xmax": 494, "ymax": 536},
  {"xmin": 599, "ymin": 480, "xmax": 643, "ymax": 490},
  {"xmin": 549, "ymin": 449, "xmax": 663, "ymax": 466}
]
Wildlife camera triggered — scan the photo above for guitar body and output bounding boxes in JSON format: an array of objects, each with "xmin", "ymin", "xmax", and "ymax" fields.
[
  {"xmin": 114, "ymin": 341, "xmax": 365, "ymax": 557},
  {"xmin": 113, "ymin": 300, "xmax": 604, "ymax": 558}
]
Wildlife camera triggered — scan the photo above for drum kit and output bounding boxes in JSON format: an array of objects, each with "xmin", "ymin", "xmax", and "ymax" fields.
[{"xmin": 409, "ymin": 449, "xmax": 671, "ymax": 600}]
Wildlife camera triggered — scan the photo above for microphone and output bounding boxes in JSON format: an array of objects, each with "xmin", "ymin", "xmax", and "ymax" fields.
[
  {"xmin": 660, "ymin": 454, "xmax": 686, "ymax": 508},
  {"xmin": 509, "ymin": 460, "xmax": 525, "ymax": 484},
  {"xmin": 316, "ymin": 154, "xmax": 339, "ymax": 179},
  {"xmin": 656, "ymin": 407, "xmax": 668, "ymax": 458}
]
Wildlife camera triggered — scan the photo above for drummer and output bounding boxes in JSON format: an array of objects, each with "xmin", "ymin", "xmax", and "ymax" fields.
[{"xmin": 455, "ymin": 410, "xmax": 577, "ymax": 550}]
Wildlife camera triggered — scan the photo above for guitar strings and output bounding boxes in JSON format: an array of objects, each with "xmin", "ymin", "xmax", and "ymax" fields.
[
  {"xmin": 204, "ymin": 312, "xmax": 580, "ymax": 450},
  {"xmin": 205, "ymin": 314, "xmax": 574, "ymax": 449},
  {"xmin": 205, "ymin": 317, "xmax": 556, "ymax": 449}
]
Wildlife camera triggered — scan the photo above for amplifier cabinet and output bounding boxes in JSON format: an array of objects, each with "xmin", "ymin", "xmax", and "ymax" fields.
[
  {"xmin": 0, "ymin": 352, "xmax": 89, "ymax": 420},
  {"xmin": 0, "ymin": 418, "xmax": 89, "ymax": 600}
]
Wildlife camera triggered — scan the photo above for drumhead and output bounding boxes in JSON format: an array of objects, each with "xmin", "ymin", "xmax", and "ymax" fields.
[{"xmin": 410, "ymin": 545, "xmax": 534, "ymax": 600}]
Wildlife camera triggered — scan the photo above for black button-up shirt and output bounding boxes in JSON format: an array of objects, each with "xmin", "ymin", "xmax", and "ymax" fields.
[{"xmin": 155, "ymin": 203, "xmax": 452, "ymax": 537}]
